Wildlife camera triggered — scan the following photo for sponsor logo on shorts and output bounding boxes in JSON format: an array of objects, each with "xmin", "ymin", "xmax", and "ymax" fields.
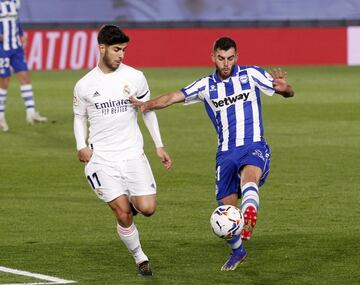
[
  {"xmin": 252, "ymin": 149, "xmax": 265, "ymax": 161},
  {"xmin": 95, "ymin": 188, "xmax": 103, "ymax": 197},
  {"xmin": 73, "ymin": 95, "xmax": 78, "ymax": 106}
]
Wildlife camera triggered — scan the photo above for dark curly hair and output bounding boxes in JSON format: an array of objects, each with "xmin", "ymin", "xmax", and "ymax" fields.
[
  {"xmin": 213, "ymin": 37, "xmax": 237, "ymax": 52},
  {"xmin": 97, "ymin": 24, "xmax": 130, "ymax": 45}
]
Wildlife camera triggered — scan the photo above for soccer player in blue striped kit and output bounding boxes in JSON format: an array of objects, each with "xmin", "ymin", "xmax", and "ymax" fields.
[
  {"xmin": 131, "ymin": 36, "xmax": 294, "ymax": 271},
  {"xmin": 0, "ymin": 0, "xmax": 47, "ymax": 132}
]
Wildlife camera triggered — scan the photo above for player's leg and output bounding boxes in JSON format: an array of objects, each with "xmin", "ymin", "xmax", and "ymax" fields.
[
  {"xmin": 217, "ymin": 194, "xmax": 247, "ymax": 271},
  {"xmin": 126, "ymin": 154, "xmax": 157, "ymax": 217},
  {"xmin": 0, "ymin": 55, "xmax": 11, "ymax": 132},
  {"xmin": 84, "ymin": 161, "xmax": 150, "ymax": 275},
  {"xmin": 16, "ymin": 71, "xmax": 47, "ymax": 124},
  {"xmin": 239, "ymin": 165, "xmax": 262, "ymax": 240},
  {"xmin": 216, "ymin": 157, "xmax": 247, "ymax": 271},
  {"xmin": 12, "ymin": 49, "xmax": 47, "ymax": 124},
  {"xmin": 239, "ymin": 142, "xmax": 271, "ymax": 241},
  {"xmin": 131, "ymin": 194, "xmax": 156, "ymax": 217},
  {"xmin": 108, "ymin": 196, "xmax": 150, "ymax": 269},
  {"xmin": 127, "ymin": 194, "xmax": 155, "ymax": 276},
  {"xmin": 123, "ymin": 154, "xmax": 157, "ymax": 276}
]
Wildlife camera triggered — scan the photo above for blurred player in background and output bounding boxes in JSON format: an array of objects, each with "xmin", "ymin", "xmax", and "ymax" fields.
[
  {"xmin": 0, "ymin": 0, "xmax": 47, "ymax": 132},
  {"xmin": 73, "ymin": 24, "xmax": 172, "ymax": 276},
  {"xmin": 131, "ymin": 36, "xmax": 294, "ymax": 271}
]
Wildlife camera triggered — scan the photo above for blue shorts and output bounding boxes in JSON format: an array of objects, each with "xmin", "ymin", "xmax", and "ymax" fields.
[
  {"xmin": 215, "ymin": 141, "xmax": 271, "ymax": 200},
  {"xmin": 0, "ymin": 48, "xmax": 28, "ymax": 78}
]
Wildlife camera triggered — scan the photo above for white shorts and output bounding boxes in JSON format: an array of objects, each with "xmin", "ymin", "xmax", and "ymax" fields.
[{"xmin": 84, "ymin": 153, "xmax": 156, "ymax": 203}]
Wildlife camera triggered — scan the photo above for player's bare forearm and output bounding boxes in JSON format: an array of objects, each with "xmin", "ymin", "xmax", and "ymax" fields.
[
  {"xmin": 130, "ymin": 91, "xmax": 185, "ymax": 112},
  {"xmin": 145, "ymin": 91, "xmax": 185, "ymax": 111}
]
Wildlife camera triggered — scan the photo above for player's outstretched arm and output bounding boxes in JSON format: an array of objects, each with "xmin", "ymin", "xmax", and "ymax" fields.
[
  {"xmin": 271, "ymin": 68, "xmax": 295, "ymax": 98},
  {"xmin": 130, "ymin": 91, "xmax": 185, "ymax": 112}
]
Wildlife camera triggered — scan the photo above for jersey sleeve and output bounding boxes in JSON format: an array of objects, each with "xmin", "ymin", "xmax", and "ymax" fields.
[
  {"xmin": 248, "ymin": 66, "xmax": 275, "ymax": 96},
  {"xmin": 15, "ymin": 0, "xmax": 21, "ymax": 10},
  {"xmin": 180, "ymin": 77, "xmax": 207, "ymax": 105},
  {"xmin": 73, "ymin": 82, "xmax": 87, "ymax": 116},
  {"xmin": 135, "ymin": 72, "xmax": 151, "ymax": 102}
]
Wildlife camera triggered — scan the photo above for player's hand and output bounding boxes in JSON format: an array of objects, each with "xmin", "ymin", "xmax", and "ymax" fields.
[
  {"xmin": 156, "ymin": 147, "xmax": 172, "ymax": 170},
  {"xmin": 271, "ymin": 67, "xmax": 288, "ymax": 90},
  {"xmin": 20, "ymin": 35, "xmax": 27, "ymax": 49},
  {"xmin": 270, "ymin": 67, "xmax": 294, "ymax": 97},
  {"xmin": 77, "ymin": 147, "xmax": 93, "ymax": 163},
  {"xmin": 129, "ymin": 96, "xmax": 147, "ymax": 112}
]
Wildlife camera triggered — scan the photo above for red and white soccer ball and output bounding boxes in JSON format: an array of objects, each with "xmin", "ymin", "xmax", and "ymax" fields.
[{"xmin": 210, "ymin": 205, "xmax": 244, "ymax": 239}]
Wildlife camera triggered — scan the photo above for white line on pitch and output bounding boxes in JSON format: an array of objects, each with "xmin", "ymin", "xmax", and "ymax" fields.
[{"xmin": 0, "ymin": 266, "xmax": 76, "ymax": 285}]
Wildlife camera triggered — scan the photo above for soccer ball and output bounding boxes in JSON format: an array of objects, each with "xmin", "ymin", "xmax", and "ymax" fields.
[{"xmin": 210, "ymin": 205, "xmax": 244, "ymax": 239}]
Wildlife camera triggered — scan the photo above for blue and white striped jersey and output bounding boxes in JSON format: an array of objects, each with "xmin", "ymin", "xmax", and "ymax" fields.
[
  {"xmin": 181, "ymin": 65, "xmax": 275, "ymax": 152},
  {"xmin": 0, "ymin": 0, "xmax": 22, "ymax": 51}
]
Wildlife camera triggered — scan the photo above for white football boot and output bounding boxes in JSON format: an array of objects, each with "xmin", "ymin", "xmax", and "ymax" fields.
[
  {"xmin": 26, "ymin": 111, "xmax": 48, "ymax": 125},
  {"xmin": 0, "ymin": 117, "xmax": 9, "ymax": 131}
]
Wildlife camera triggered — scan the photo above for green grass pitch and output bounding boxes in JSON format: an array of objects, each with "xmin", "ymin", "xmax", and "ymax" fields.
[{"xmin": 0, "ymin": 66, "xmax": 360, "ymax": 285}]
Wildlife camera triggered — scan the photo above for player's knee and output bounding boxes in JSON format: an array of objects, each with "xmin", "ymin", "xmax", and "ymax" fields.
[
  {"xmin": 241, "ymin": 166, "xmax": 262, "ymax": 184},
  {"xmin": 243, "ymin": 175, "xmax": 260, "ymax": 185},
  {"xmin": 116, "ymin": 211, "xmax": 133, "ymax": 227},
  {"xmin": 110, "ymin": 205, "xmax": 133, "ymax": 226},
  {"xmin": 0, "ymin": 78, "xmax": 10, "ymax": 89},
  {"xmin": 17, "ymin": 72, "xmax": 30, "ymax": 85},
  {"xmin": 139, "ymin": 205, "xmax": 156, "ymax": 217}
]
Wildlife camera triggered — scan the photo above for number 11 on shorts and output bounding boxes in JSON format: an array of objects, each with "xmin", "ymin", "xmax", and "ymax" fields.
[{"xmin": 87, "ymin": 172, "xmax": 101, "ymax": 189}]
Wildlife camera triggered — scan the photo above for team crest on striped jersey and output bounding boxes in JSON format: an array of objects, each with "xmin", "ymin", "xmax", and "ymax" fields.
[{"xmin": 240, "ymin": 74, "xmax": 249, "ymax": 84}]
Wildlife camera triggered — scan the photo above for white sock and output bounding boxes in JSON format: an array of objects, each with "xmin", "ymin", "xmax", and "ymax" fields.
[
  {"xmin": 0, "ymin": 88, "xmax": 7, "ymax": 118},
  {"xmin": 240, "ymin": 182, "xmax": 259, "ymax": 213},
  {"xmin": 117, "ymin": 223, "xmax": 148, "ymax": 264},
  {"xmin": 20, "ymin": 84, "xmax": 35, "ymax": 114}
]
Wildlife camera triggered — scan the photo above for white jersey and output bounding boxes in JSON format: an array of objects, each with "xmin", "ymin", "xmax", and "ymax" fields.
[{"xmin": 73, "ymin": 63, "xmax": 150, "ymax": 164}]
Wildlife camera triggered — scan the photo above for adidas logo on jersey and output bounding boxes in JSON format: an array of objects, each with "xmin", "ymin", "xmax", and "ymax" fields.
[
  {"xmin": 211, "ymin": 92, "xmax": 250, "ymax": 108},
  {"xmin": 93, "ymin": 91, "xmax": 101, "ymax": 97}
]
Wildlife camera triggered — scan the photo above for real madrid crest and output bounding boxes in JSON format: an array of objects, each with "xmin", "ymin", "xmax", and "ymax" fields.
[
  {"xmin": 73, "ymin": 95, "xmax": 78, "ymax": 106},
  {"xmin": 123, "ymin": 85, "xmax": 131, "ymax": 96}
]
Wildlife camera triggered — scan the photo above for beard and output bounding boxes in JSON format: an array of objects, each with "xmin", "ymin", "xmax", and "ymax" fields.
[
  {"xmin": 216, "ymin": 64, "xmax": 235, "ymax": 80},
  {"xmin": 103, "ymin": 50, "xmax": 120, "ymax": 71}
]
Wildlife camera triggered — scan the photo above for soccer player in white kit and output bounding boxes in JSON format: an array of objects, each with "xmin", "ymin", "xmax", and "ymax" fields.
[
  {"xmin": 73, "ymin": 25, "xmax": 172, "ymax": 276},
  {"xmin": 131, "ymin": 37, "xmax": 294, "ymax": 271}
]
